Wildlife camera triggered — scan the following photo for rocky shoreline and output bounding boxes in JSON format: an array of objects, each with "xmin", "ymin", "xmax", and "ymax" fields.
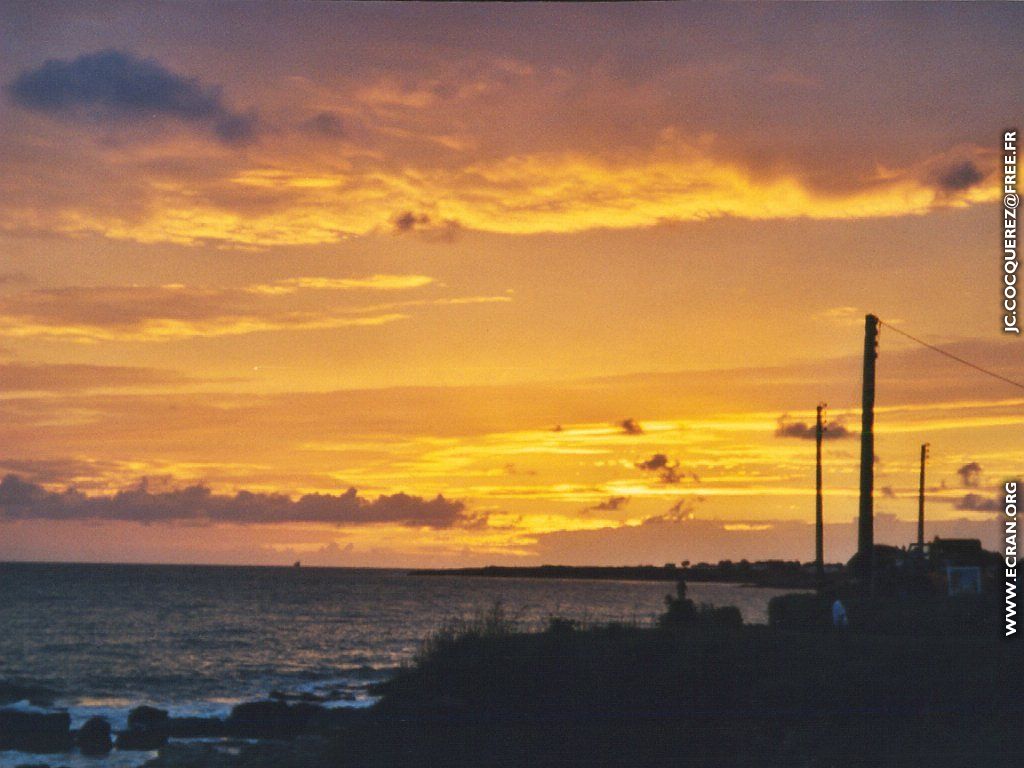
[{"xmin": 0, "ymin": 696, "xmax": 369, "ymax": 768}]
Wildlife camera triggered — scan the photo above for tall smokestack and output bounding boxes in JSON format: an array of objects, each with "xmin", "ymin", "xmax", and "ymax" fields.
[{"xmin": 858, "ymin": 314, "xmax": 879, "ymax": 591}]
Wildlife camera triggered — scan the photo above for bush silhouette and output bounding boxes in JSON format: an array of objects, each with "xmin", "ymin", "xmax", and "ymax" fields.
[{"xmin": 659, "ymin": 579, "xmax": 742, "ymax": 630}]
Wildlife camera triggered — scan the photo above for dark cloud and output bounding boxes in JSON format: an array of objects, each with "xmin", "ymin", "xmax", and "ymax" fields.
[
  {"xmin": 0, "ymin": 458, "xmax": 118, "ymax": 486},
  {"xmin": 931, "ymin": 478, "xmax": 1019, "ymax": 515},
  {"xmin": 619, "ymin": 418, "xmax": 644, "ymax": 435},
  {"xmin": 660, "ymin": 467, "xmax": 685, "ymax": 484},
  {"xmin": 301, "ymin": 111, "xmax": 345, "ymax": 138},
  {"xmin": 954, "ymin": 492, "xmax": 1002, "ymax": 513},
  {"xmin": 391, "ymin": 210, "xmax": 462, "ymax": 242},
  {"xmin": 6, "ymin": 50, "xmax": 258, "ymax": 145},
  {"xmin": 634, "ymin": 453, "xmax": 696, "ymax": 485},
  {"xmin": 774, "ymin": 414, "xmax": 854, "ymax": 440},
  {"xmin": 0, "ymin": 474, "xmax": 470, "ymax": 528},
  {"xmin": 666, "ymin": 498, "xmax": 693, "ymax": 515},
  {"xmin": 212, "ymin": 111, "xmax": 259, "ymax": 144},
  {"xmin": 585, "ymin": 495, "xmax": 630, "ymax": 512},
  {"xmin": 957, "ymin": 462, "xmax": 982, "ymax": 488},
  {"xmin": 934, "ymin": 160, "xmax": 984, "ymax": 192},
  {"xmin": 394, "ymin": 211, "xmax": 430, "ymax": 233},
  {"xmin": 652, "ymin": 497, "xmax": 700, "ymax": 522},
  {"xmin": 635, "ymin": 453, "xmax": 670, "ymax": 471}
]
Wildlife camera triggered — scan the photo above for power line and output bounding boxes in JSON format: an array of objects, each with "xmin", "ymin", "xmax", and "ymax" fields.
[{"xmin": 878, "ymin": 319, "xmax": 1024, "ymax": 392}]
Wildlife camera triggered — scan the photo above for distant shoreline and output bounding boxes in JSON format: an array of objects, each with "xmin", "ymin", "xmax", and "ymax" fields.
[
  {"xmin": 414, "ymin": 564, "xmax": 835, "ymax": 590},
  {"xmin": 0, "ymin": 560, "xmax": 399, "ymax": 570},
  {"xmin": 0, "ymin": 561, "xmax": 832, "ymax": 589}
]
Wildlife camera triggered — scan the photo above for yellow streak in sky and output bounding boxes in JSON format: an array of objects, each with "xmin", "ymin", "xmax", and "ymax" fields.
[
  {"xmin": 246, "ymin": 275, "xmax": 436, "ymax": 294},
  {"xmin": 0, "ymin": 312, "xmax": 409, "ymax": 343},
  {"xmin": 29, "ymin": 147, "xmax": 998, "ymax": 247}
]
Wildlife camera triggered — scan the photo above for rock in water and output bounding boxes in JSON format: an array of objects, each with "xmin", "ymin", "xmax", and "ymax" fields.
[
  {"xmin": 225, "ymin": 699, "xmax": 338, "ymax": 739},
  {"xmin": 0, "ymin": 708, "xmax": 72, "ymax": 753},
  {"xmin": 127, "ymin": 705, "xmax": 169, "ymax": 732},
  {"xmin": 117, "ymin": 705, "xmax": 170, "ymax": 750},
  {"xmin": 0, "ymin": 682, "xmax": 58, "ymax": 708},
  {"xmin": 76, "ymin": 716, "xmax": 112, "ymax": 755}
]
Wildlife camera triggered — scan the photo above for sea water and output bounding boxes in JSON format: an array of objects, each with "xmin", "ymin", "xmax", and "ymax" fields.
[{"xmin": 0, "ymin": 562, "xmax": 794, "ymax": 766}]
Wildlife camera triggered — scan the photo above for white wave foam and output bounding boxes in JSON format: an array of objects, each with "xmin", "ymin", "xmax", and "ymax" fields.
[
  {"xmin": 0, "ymin": 748, "xmax": 156, "ymax": 768},
  {"xmin": 1, "ymin": 699, "xmax": 55, "ymax": 715}
]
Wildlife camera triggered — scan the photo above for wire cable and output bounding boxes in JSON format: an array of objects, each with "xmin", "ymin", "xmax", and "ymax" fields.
[{"xmin": 878, "ymin": 319, "xmax": 1024, "ymax": 392}]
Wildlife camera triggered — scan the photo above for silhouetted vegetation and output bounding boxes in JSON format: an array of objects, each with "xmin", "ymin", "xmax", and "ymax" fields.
[
  {"xmin": 413, "ymin": 601, "xmax": 519, "ymax": 665},
  {"xmin": 658, "ymin": 579, "xmax": 743, "ymax": 630},
  {"xmin": 308, "ymin": 583, "xmax": 1015, "ymax": 767},
  {"xmin": 338, "ymin": 627, "xmax": 1017, "ymax": 766},
  {"xmin": 132, "ymin": 581, "xmax": 1019, "ymax": 767}
]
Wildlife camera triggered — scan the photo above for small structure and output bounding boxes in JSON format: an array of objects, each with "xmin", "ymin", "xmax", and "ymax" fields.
[{"xmin": 928, "ymin": 537, "xmax": 984, "ymax": 566}]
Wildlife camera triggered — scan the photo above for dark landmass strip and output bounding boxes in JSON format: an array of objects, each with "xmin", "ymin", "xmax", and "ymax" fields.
[{"xmin": 415, "ymin": 562, "xmax": 838, "ymax": 589}]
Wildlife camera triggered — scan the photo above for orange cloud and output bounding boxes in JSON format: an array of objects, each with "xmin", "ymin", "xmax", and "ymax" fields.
[
  {"xmin": 8, "ymin": 145, "xmax": 997, "ymax": 247},
  {"xmin": 0, "ymin": 280, "xmax": 507, "ymax": 342}
]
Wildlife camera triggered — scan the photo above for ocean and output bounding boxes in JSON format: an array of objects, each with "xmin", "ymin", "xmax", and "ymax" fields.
[{"xmin": 0, "ymin": 563, "xmax": 795, "ymax": 766}]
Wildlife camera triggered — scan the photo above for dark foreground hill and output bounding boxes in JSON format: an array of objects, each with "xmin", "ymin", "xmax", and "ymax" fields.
[
  {"xmin": 355, "ymin": 626, "xmax": 1017, "ymax": 768},
  {"xmin": 6, "ymin": 588, "xmax": 1015, "ymax": 768},
  {"xmin": 136, "ymin": 607, "xmax": 1020, "ymax": 768}
]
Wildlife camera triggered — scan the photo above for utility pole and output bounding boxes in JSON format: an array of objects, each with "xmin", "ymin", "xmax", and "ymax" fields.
[
  {"xmin": 917, "ymin": 443, "xmax": 929, "ymax": 549},
  {"xmin": 858, "ymin": 314, "xmax": 879, "ymax": 594},
  {"xmin": 815, "ymin": 403, "xmax": 826, "ymax": 586}
]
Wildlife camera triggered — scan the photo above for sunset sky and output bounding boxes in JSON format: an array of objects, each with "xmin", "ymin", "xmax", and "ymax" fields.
[{"xmin": 0, "ymin": 2, "xmax": 1021, "ymax": 566}]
